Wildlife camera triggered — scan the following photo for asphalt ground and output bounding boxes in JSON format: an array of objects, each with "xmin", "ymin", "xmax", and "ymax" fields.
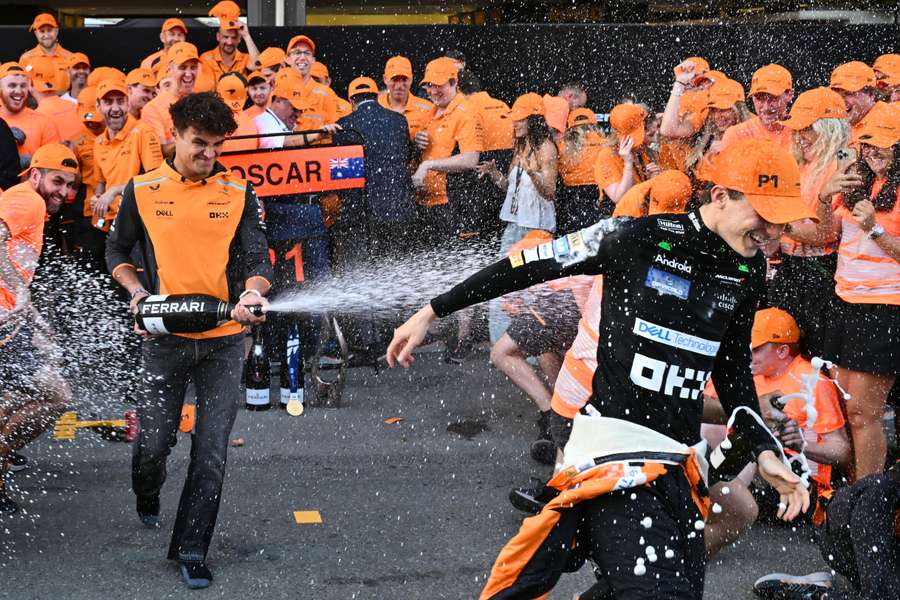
[{"xmin": 1, "ymin": 346, "xmax": 850, "ymax": 600}]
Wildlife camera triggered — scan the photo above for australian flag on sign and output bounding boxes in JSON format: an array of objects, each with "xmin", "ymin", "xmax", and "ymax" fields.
[{"xmin": 329, "ymin": 157, "xmax": 364, "ymax": 179}]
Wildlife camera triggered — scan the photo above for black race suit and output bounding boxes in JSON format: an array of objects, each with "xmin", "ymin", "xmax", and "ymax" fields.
[{"xmin": 430, "ymin": 211, "xmax": 780, "ymax": 599}]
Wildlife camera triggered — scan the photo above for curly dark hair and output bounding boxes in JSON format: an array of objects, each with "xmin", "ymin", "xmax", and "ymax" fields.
[
  {"xmin": 843, "ymin": 142, "xmax": 900, "ymax": 212},
  {"xmin": 169, "ymin": 92, "xmax": 237, "ymax": 137}
]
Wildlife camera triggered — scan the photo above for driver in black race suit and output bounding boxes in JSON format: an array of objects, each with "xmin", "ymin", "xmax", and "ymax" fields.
[{"xmin": 387, "ymin": 139, "xmax": 814, "ymax": 600}]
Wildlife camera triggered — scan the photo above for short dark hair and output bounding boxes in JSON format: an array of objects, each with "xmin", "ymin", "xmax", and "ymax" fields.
[
  {"xmin": 457, "ymin": 70, "xmax": 481, "ymax": 94},
  {"xmin": 169, "ymin": 92, "xmax": 237, "ymax": 137},
  {"xmin": 446, "ymin": 49, "xmax": 466, "ymax": 64},
  {"xmin": 350, "ymin": 92, "xmax": 378, "ymax": 104},
  {"xmin": 219, "ymin": 71, "xmax": 248, "ymax": 86},
  {"xmin": 559, "ymin": 81, "xmax": 586, "ymax": 95}
]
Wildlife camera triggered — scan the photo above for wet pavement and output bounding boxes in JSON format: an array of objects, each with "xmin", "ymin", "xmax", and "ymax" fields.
[{"xmin": 3, "ymin": 347, "xmax": 833, "ymax": 599}]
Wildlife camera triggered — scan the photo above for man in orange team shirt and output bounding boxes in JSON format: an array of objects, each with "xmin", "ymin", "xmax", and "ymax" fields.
[
  {"xmin": 378, "ymin": 55, "xmax": 435, "ymax": 139},
  {"xmin": 830, "ymin": 61, "xmax": 879, "ymax": 138},
  {"xmin": 125, "ymin": 68, "xmax": 157, "ymax": 120},
  {"xmin": 310, "ymin": 61, "xmax": 352, "ymax": 119},
  {"xmin": 0, "ymin": 143, "xmax": 78, "ymax": 514},
  {"xmin": 282, "ymin": 34, "xmax": 338, "ymax": 131},
  {"xmin": 217, "ymin": 73, "xmax": 259, "ymax": 153},
  {"xmin": 720, "ymin": 64, "xmax": 794, "ymax": 152},
  {"xmin": 200, "ymin": 0, "xmax": 261, "ymax": 82},
  {"xmin": 243, "ymin": 71, "xmax": 270, "ymax": 119},
  {"xmin": 62, "ymin": 52, "xmax": 91, "ymax": 103},
  {"xmin": 255, "ymin": 47, "xmax": 285, "ymax": 86},
  {"xmin": 0, "ymin": 62, "xmax": 60, "ymax": 169},
  {"xmin": 141, "ymin": 42, "xmax": 201, "ymax": 157},
  {"xmin": 19, "ymin": 13, "xmax": 72, "ymax": 69},
  {"xmin": 140, "ymin": 18, "xmax": 187, "ymax": 75}
]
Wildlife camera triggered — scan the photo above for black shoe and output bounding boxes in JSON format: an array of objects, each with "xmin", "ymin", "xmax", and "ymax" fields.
[
  {"xmin": 179, "ymin": 561, "xmax": 213, "ymax": 589},
  {"xmin": 530, "ymin": 439, "xmax": 557, "ymax": 466},
  {"xmin": 753, "ymin": 580, "xmax": 828, "ymax": 599},
  {"xmin": 509, "ymin": 477, "xmax": 559, "ymax": 514},
  {"xmin": 136, "ymin": 494, "xmax": 160, "ymax": 529},
  {"xmin": 8, "ymin": 453, "xmax": 27, "ymax": 473},
  {"xmin": 0, "ymin": 492, "xmax": 19, "ymax": 514}
]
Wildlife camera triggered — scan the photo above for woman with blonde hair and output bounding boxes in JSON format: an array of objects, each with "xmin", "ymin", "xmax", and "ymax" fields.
[
  {"xmin": 770, "ymin": 87, "xmax": 851, "ymax": 356},
  {"xmin": 556, "ymin": 108, "xmax": 604, "ymax": 232},
  {"xmin": 593, "ymin": 103, "xmax": 658, "ymax": 214},
  {"xmin": 683, "ymin": 78, "xmax": 751, "ymax": 179}
]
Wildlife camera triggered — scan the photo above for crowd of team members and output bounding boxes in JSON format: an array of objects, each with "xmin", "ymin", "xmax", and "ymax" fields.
[{"xmin": 0, "ymin": 2, "xmax": 898, "ymax": 597}]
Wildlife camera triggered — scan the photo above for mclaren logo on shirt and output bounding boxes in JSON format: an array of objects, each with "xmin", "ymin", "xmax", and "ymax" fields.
[
  {"xmin": 633, "ymin": 318, "xmax": 721, "ymax": 357},
  {"xmin": 630, "ymin": 353, "xmax": 709, "ymax": 400}
]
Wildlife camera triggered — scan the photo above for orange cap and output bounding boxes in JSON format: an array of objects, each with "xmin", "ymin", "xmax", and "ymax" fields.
[
  {"xmin": 384, "ymin": 55, "xmax": 413, "ymax": 80},
  {"xmin": 30, "ymin": 13, "xmax": 58, "ymax": 32},
  {"xmin": 310, "ymin": 61, "xmax": 329, "ymax": 81},
  {"xmin": 87, "ymin": 66, "xmax": 126, "ymax": 88},
  {"xmin": 778, "ymin": 87, "xmax": 848, "ymax": 130},
  {"xmin": 705, "ymin": 138, "xmax": 810, "ymax": 224},
  {"xmin": 852, "ymin": 101, "xmax": 900, "ymax": 148},
  {"xmin": 161, "ymin": 17, "xmax": 187, "ymax": 33},
  {"xmin": 567, "ymin": 107, "xmax": 597, "ymax": 128},
  {"xmin": 78, "ymin": 86, "xmax": 102, "ymax": 123},
  {"xmin": 287, "ymin": 35, "xmax": 316, "ymax": 54},
  {"xmin": 873, "ymin": 53, "xmax": 900, "ymax": 86},
  {"xmin": 749, "ymin": 64, "xmax": 793, "ymax": 97},
  {"xmin": 125, "ymin": 68, "xmax": 156, "ymax": 88},
  {"xmin": 97, "ymin": 78, "xmax": 128, "ymax": 99},
  {"xmin": 216, "ymin": 73, "xmax": 247, "ymax": 112},
  {"xmin": 830, "ymin": 61, "xmax": 876, "ymax": 93},
  {"xmin": 648, "ymin": 170, "xmax": 693, "ymax": 214},
  {"xmin": 209, "ymin": 0, "xmax": 241, "ymax": 28},
  {"xmin": 26, "ymin": 56, "xmax": 59, "ymax": 92},
  {"xmin": 693, "ymin": 69, "xmax": 727, "ymax": 87},
  {"xmin": 348, "ymin": 77, "xmax": 378, "ymax": 98},
  {"xmin": 0, "ymin": 62, "xmax": 27, "ymax": 80},
  {"xmin": 674, "ymin": 57, "xmax": 709, "ymax": 79},
  {"xmin": 609, "ymin": 103, "xmax": 648, "ymax": 147},
  {"xmin": 167, "ymin": 42, "xmax": 199, "ymax": 67},
  {"xmin": 258, "ymin": 47, "xmax": 286, "ymax": 69},
  {"xmin": 67, "ymin": 53, "xmax": 90, "ymax": 69},
  {"xmin": 751, "ymin": 307, "xmax": 800, "ymax": 349},
  {"xmin": 247, "ymin": 70, "xmax": 267, "ymax": 85},
  {"xmin": 706, "ymin": 78, "xmax": 745, "ymax": 109},
  {"xmin": 508, "ymin": 92, "xmax": 545, "ymax": 121},
  {"xmin": 420, "ymin": 57, "xmax": 458, "ymax": 86},
  {"xmin": 271, "ymin": 78, "xmax": 305, "ymax": 111},
  {"xmin": 19, "ymin": 142, "xmax": 78, "ymax": 177}
]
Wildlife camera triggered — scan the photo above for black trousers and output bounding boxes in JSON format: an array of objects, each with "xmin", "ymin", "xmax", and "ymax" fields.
[{"xmin": 132, "ymin": 332, "xmax": 244, "ymax": 562}]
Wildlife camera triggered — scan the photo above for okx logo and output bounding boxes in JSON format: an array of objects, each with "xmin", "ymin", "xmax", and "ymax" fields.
[{"xmin": 629, "ymin": 353, "xmax": 709, "ymax": 400}]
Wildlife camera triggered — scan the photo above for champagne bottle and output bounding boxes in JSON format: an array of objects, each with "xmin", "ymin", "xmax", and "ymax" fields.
[
  {"xmin": 244, "ymin": 325, "xmax": 271, "ymax": 410},
  {"xmin": 282, "ymin": 322, "xmax": 304, "ymax": 416},
  {"xmin": 135, "ymin": 293, "xmax": 267, "ymax": 334}
]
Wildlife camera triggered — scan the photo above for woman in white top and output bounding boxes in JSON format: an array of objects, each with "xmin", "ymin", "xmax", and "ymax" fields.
[{"xmin": 477, "ymin": 92, "xmax": 558, "ymax": 343}]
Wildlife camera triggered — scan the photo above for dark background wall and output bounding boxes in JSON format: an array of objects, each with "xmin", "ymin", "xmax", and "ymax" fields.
[{"xmin": 1, "ymin": 24, "xmax": 897, "ymax": 111}]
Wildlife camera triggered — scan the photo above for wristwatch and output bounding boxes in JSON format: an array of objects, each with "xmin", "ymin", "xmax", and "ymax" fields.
[{"xmin": 868, "ymin": 224, "xmax": 885, "ymax": 240}]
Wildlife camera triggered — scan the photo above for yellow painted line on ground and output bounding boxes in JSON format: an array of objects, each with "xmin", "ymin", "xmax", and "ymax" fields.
[{"xmin": 294, "ymin": 511, "xmax": 322, "ymax": 525}]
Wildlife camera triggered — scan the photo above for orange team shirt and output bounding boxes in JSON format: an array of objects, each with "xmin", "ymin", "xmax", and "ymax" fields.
[
  {"xmin": 833, "ymin": 180, "xmax": 900, "ymax": 305},
  {"xmin": 558, "ymin": 130, "xmax": 605, "ymax": 187},
  {"xmin": 419, "ymin": 93, "xmax": 484, "ymax": 207},
  {"xmin": 93, "ymin": 115, "xmax": 164, "ymax": 230},
  {"xmin": 141, "ymin": 91, "xmax": 179, "ymax": 145},
  {"xmin": 200, "ymin": 47, "xmax": 251, "ymax": 81},
  {"xmin": 720, "ymin": 116, "xmax": 793, "ymax": 152},
  {"xmin": 593, "ymin": 145, "xmax": 647, "ymax": 193},
  {"xmin": 19, "ymin": 44, "xmax": 72, "ymax": 70},
  {"xmin": 465, "ymin": 91, "xmax": 513, "ymax": 152},
  {"xmin": 781, "ymin": 160, "xmax": 839, "ymax": 257},
  {"xmin": 293, "ymin": 78, "xmax": 338, "ymax": 132},
  {"xmin": 378, "ymin": 92, "xmax": 435, "ymax": 139},
  {"xmin": 753, "ymin": 355, "xmax": 845, "ymax": 492},
  {"xmin": 659, "ymin": 140, "xmax": 689, "ymax": 173},
  {"xmin": 243, "ymin": 105, "xmax": 266, "ymax": 120},
  {"xmin": 223, "ymin": 111, "xmax": 259, "ymax": 153},
  {"xmin": 0, "ymin": 106, "xmax": 60, "ymax": 163},
  {"xmin": 334, "ymin": 95, "xmax": 352, "ymax": 120},
  {"xmin": 679, "ymin": 89, "xmax": 709, "ymax": 133},
  {"xmin": 73, "ymin": 127, "xmax": 100, "ymax": 216},
  {"xmin": 35, "ymin": 94, "xmax": 83, "ymax": 144},
  {"xmin": 0, "ymin": 182, "xmax": 47, "ymax": 312}
]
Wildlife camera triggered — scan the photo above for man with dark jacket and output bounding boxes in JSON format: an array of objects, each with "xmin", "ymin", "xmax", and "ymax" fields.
[
  {"xmin": 333, "ymin": 76, "xmax": 416, "ymax": 258},
  {"xmin": 332, "ymin": 77, "xmax": 415, "ymax": 359}
]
